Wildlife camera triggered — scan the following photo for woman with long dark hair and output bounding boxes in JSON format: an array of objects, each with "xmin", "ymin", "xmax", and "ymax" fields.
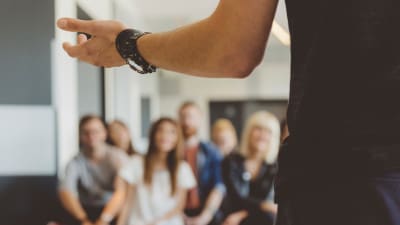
[
  {"xmin": 115, "ymin": 117, "xmax": 196, "ymax": 225},
  {"xmin": 107, "ymin": 120, "xmax": 137, "ymax": 156}
]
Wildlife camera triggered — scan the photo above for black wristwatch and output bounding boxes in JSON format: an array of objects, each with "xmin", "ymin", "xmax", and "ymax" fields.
[{"xmin": 115, "ymin": 29, "xmax": 157, "ymax": 74}]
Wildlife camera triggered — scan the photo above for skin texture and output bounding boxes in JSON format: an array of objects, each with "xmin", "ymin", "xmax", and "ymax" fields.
[{"xmin": 57, "ymin": 0, "xmax": 278, "ymax": 77}]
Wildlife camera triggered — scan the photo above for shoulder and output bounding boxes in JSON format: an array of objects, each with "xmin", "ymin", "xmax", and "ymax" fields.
[
  {"xmin": 178, "ymin": 160, "xmax": 192, "ymax": 172},
  {"xmin": 119, "ymin": 155, "xmax": 144, "ymax": 184},
  {"xmin": 223, "ymin": 152, "xmax": 243, "ymax": 168},
  {"xmin": 126, "ymin": 155, "xmax": 144, "ymax": 168},
  {"xmin": 120, "ymin": 155, "xmax": 144, "ymax": 174},
  {"xmin": 106, "ymin": 144, "xmax": 130, "ymax": 164},
  {"xmin": 106, "ymin": 144, "xmax": 125, "ymax": 157},
  {"xmin": 200, "ymin": 141, "xmax": 222, "ymax": 159},
  {"xmin": 66, "ymin": 153, "xmax": 85, "ymax": 167},
  {"xmin": 177, "ymin": 160, "xmax": 197, "ymax": 188},
  {"xmin": 226, "ymin": 152, "xmax": 243, "ymax": 163}
]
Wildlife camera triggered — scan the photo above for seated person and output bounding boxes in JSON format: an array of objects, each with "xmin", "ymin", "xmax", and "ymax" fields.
[
  {"xmin": 221, "ymin": 111, "xmax": 279, "ymax": 225},
  {"xmin": 107, "ymin": 119, "xmax": 137, "ymax": 156},
  {"xmin": 211, "ymin": 118, "xmax": 238, "ymax": 157},
  {"xmin": 178, "ymin": 102, "xmax": 225, "ymax": 225},
  {"xmin": 117, "ymin": 118, "xmax": 196, "ymax": 225},
  {"xmin": 58, "ymin": 115, "xmax": 127, "ymax": 225}
]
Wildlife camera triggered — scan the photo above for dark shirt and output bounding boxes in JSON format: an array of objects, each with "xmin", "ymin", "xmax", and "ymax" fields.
[
  {"xmin": 283, "ymin": 0, "xmax": 400, "ymax": 178},
  {"xmin": 221, "ymin": 153, "xmax": 276, "ymax": 215}
]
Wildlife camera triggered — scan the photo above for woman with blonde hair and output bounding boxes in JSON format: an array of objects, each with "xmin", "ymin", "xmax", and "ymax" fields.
[
  {"xmin": 221, "ymin": 111, "xmax": 280, "ymax": 225},
  {"xmin": 211, "ymin": 118, "xmax": 238, "ymax": 157}
]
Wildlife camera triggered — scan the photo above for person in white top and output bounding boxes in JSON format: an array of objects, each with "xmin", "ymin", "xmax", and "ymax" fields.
[{"xmin": 115, "ymin": 117, "xmax": 196, "ymax": 225}]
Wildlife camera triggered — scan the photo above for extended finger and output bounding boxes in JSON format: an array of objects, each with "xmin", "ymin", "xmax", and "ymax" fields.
[{"xmin": 57, "ymin": 18, "xmax": 99, "ymax": 35}]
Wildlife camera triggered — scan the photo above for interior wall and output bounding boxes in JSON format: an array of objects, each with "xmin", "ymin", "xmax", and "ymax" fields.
[{"xmin": 0, "ymin": 0, "xmax": 58, "ymax": 224}]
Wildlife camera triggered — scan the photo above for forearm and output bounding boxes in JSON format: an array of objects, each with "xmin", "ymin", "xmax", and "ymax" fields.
[
  {"xmin": 116, "ymin": 186, "xmax": 135, "ymax": 225},
  {"xmin": 57, "ymin": 0, "xmax": 277, "ymax": 76},
  {"xmin": 98, "ymin": 190, "xmax": 125, "ymax": 222},
  {"xmin": 99, "ymin": 177, "xmax": 128, "ymax": 223},
  {"xmin": 138, "ymin": 0, "xmax": 278, "ymax": 78},
  {"xmin": 237, "ymin": 210, "xmax": 248, "ymax": 218},
  {"xmin": 261, "ymin": 201, "xmax": 278, "ymax": 214},
  {"xmin": 233, "ymin": 210, "xmax": 249, "ymax": 220},
  {"xmin": 154, "ymin": 189, "xmax": 187, "ymax": 223},
  {"xmin": 59, "ymin": 190, "xmax": 88, "ymax": 221},
  {"xmin": 201, "ymin": 188, "xmax": 224, "ymax": 217},
  {"xmin": 157, "ymin": 203, "xmax": 184, "ymax": 222}
]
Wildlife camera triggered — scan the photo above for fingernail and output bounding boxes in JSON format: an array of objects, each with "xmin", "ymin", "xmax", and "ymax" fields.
[{"xmin": 57, "ymin": 19, "xmax": 67, "ymax": 28}]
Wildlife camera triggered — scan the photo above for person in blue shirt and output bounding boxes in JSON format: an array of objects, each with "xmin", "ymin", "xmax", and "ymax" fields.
[{"xmin": 178, "ymin": 101, "xmax": 225, "ymax": 225}]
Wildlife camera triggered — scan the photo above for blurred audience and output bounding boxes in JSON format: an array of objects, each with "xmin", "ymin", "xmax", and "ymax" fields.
[
  {"xmin": 178, "ymin": 102, "xmax": 225, "ymax": 225},
  {"xmin": 107, "ymin": 120, "xmax": 137, "ymax": 156},
  {"xmin": 211, "ymin": 119, "xmax": 238, "ymax": 157},
  {"xmin": 221, "ymin": 111, "xmax": 279, "ymax": 225},
  {"xmin": 117, "ymin": 118, "xmax": 196, "ymax": 225},
  {"xmin": 58, "ymin": 115, "xmax": 128, "ymax": 225}
]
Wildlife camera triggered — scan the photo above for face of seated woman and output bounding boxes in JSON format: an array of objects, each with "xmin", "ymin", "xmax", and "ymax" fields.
[
  {"xmin": 108, "ymin": 122, "xmax": 131, "ymax": 151},
  {"xmin": 155, "ymin": 121, "xmax": 179, "ymax": 153},
  {"xmin": 214, "ymin": 130, "xmax": 236, "ymax": 156},
  {"xmin": 248, "ymin": 126, "xmax": 272, "ymax": 158}
]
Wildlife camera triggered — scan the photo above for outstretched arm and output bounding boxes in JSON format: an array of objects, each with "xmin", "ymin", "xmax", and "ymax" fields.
[{"xmin": 57, "ymin": 0, "xmax": 278, "ymax": 78}]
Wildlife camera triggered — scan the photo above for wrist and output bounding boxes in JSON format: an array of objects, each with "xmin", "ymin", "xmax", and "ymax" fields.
[
  {"xmin": 115, "ymin": 28, "xmax": 156, "ymax": 74},
  {"xmin": 77, "ymin": 216, "xmax": 89, "ymax": 223},
  {"xmin": 238, "ymin": 210, "xmax": 248, "ymax": 218},
  {"xmin": 201, "ymin": 208, "xmax": 214, "ymax": 220},
  {"xmin": 204, "ymin": 206, "xmax": 216, "ymax": 217},
  {"xmin": 100, "ymin": 213, "xmax": 113, "ymax": 223}
]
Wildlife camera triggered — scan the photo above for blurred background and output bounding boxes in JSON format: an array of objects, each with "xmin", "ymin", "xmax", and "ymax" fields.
[{"xmin": 0, "ymin": 0, "xmax": 289, "ymax": 224}]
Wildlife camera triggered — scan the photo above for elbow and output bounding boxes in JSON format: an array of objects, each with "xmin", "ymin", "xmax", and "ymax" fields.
[
  {"xmin": 233, "ymin": 61, "xmax": 258, "ymax": 78},
  {"xmin": 221, "ymin": 52, "xmax": 263, "ymax": 79}
]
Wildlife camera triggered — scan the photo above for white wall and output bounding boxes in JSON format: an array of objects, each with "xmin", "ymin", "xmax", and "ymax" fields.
[
  {"xmin": 157, "ymin": 56, "xmax": 290, "ymax": 139},
  {"xmin": 0, "ymin": 106, "xmax": 56, "ymax": 175},
  {"xmin": 54, "ymin": 0, "xmax": 79, "ymax": 175},
  {"xmin": 54, "ymin": 0, "xmax": 149, "ymax": 174}
]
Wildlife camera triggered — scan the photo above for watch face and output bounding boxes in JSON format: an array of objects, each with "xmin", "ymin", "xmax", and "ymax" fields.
[{"xmin": 116, "ymin": 29, "xmax": 156, "ymax": 74}]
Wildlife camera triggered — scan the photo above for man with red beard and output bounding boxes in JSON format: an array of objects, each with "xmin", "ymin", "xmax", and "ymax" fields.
[{"xmin": 178, "ymin": 102, "xmax": 225, "ymax": 225}]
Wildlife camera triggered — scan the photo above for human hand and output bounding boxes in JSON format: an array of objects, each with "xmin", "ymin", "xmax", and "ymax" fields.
[
  {"xmin": 185, "ymin": 212, "xmax": 212, "ymax": 225},
  {"xmin": 222, "ymin": 211, "xmax": 247, "ymax": 225},
  {"xmin": 81, "ymin": 220, "xmax": 94, "ymax": 225},
  {"xmin": 146, "ymin": 222, "xmax": 160, "ymax": 225},
  {"xmin": 57, "ymin": 18, "xmax": 127, "ymax": 67},
  {"xmin": 94, "ymin": 219, "xmax": 109, "ymax": 225},
  {"xmin": 146, "ymin": 218, "xmax": 162, "ymax": 225},
  {"xmin": 261, "ymin": 201, "xmax": 278, "ymax": 214}
]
